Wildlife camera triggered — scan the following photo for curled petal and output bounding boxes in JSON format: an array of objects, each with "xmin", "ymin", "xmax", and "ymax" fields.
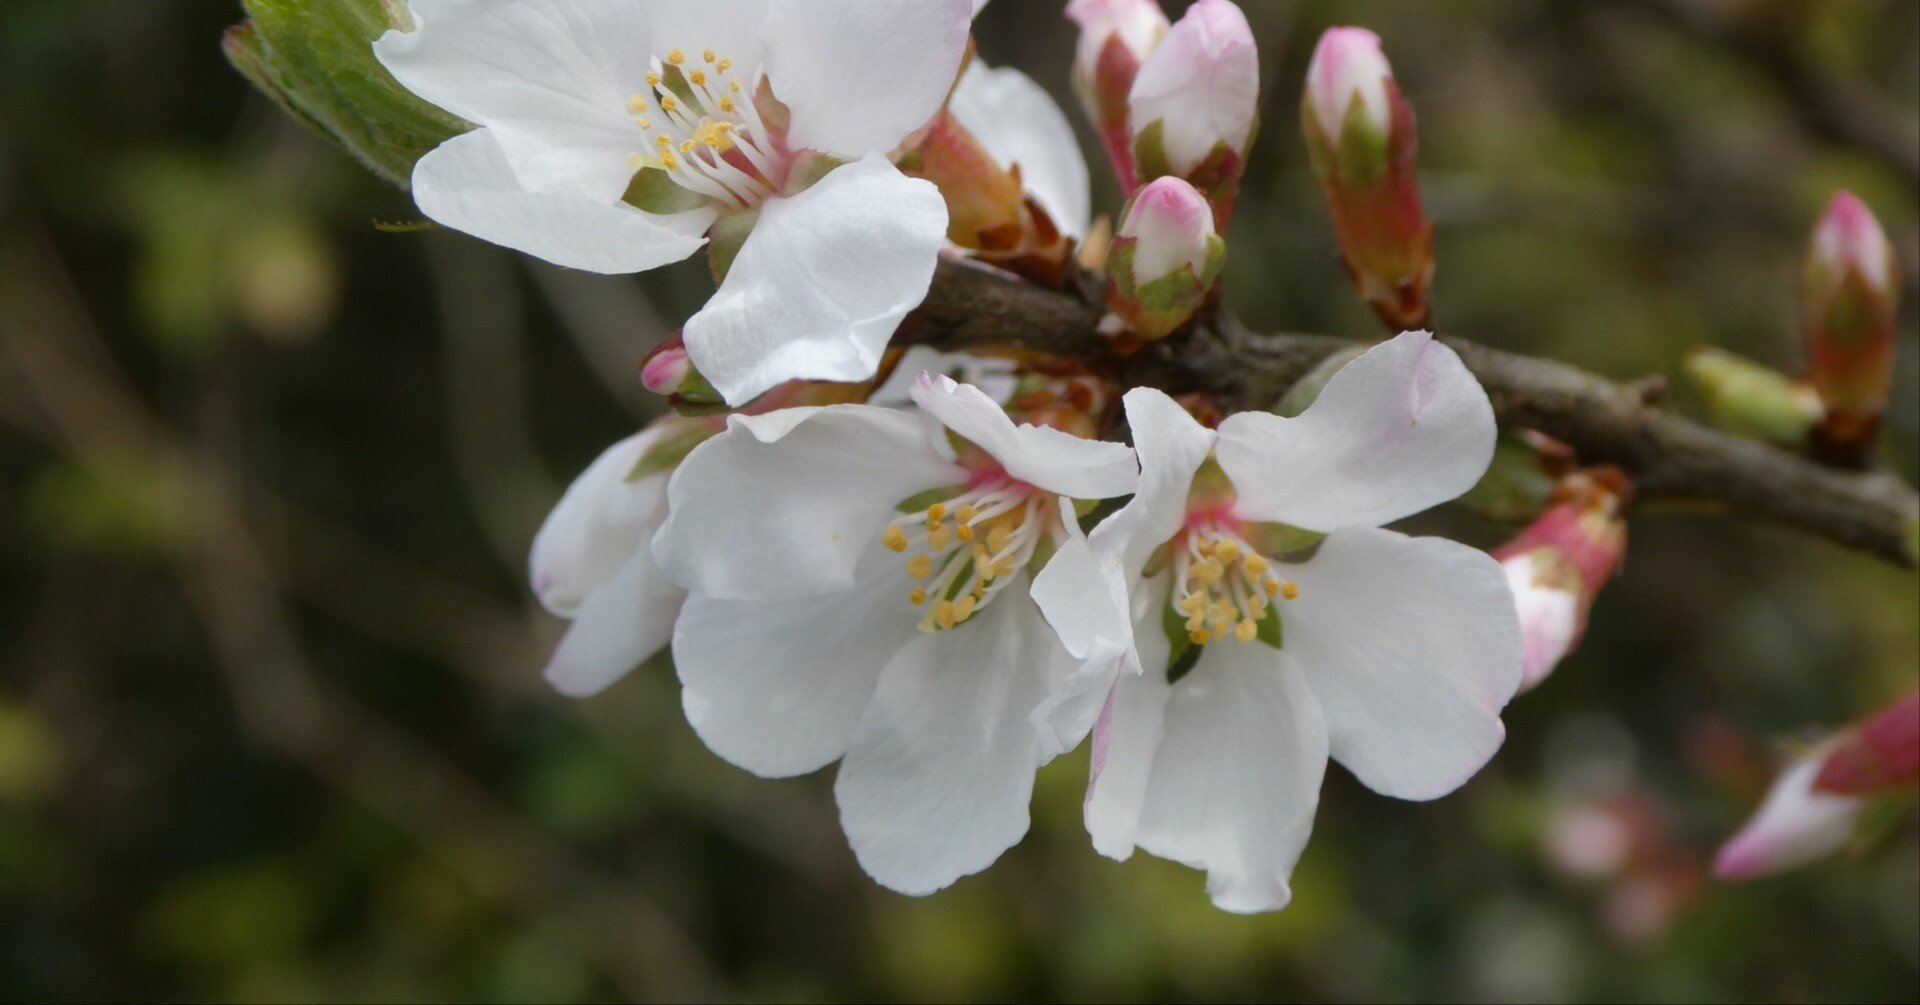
[{"xmin": 911, "ymin": 373, "xmax": 1139, "ymax": 500}]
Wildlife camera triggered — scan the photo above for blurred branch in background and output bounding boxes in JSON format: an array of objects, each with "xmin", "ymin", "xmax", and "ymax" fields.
[{"xmin": 0, "ymin": 228, "xmax": 727, "ymax": 1001}]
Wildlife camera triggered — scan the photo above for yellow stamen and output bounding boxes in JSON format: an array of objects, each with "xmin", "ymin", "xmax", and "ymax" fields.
[
  {"xmin": 660, "ymin": 95, "xmax": 677, "ymax": 112},
  {"xmin": 882, "ymin": 525, "xmax": 909, "ymax": 552},
  {"xmin": 1282, "ymin": 581, "xmax": 1301, "ymax": 600},
  {"xmin": 690, "ymin": 70, "xmax": 707, "ymax": 86},
  {"xmin": 719, "ymin": 59, "xmax": 734, "ymax": 73},
  {"xmin": 1190, "ymin": 628, "xmax": 1211, "ymax": 645},
  {"xmin": 1235, "ymin": 619, "xmax": 1259, "ymax": 643},
  {"xmin": 906, "ymin": 555, "xmax": 934, "ymax": 579},
  {"xmin": 927, "ymin": 503, "xmax": 947, "ymax": 522},
  {"xmin": 719, "ymin": 97, "xmax": 737, "ymax": 113},
  {"xmin": 935, "ymin": 600, "xmax": 956, "ymax": 630},
  {"xmin": 628, "ymin": 95, "xmax": 649, "ymax": 114},
  {"xmin": 646, "ymin": 71, "xmax": 663, "ymax": 87},
  {"xmin": 956, "ymin": 505, "xmax": 978, "ymax": 523},
  {"xmin": 953, "ymin": 596, "xmax": 977, "ymax": 623},
  {"xmin": 667, "ymin": 49, "xmax": 686, "ymax": 66},
  {"xmin": 928, "ymin": 524, "xmax": 952, "ymax": 550},
  {"xmin": 909, "ymin": 587, "xmax": 928, "ymax": 605},
  {"xmin": 1262, "ymin": 578, "xmax": 1281, "ymax": 597},
  {"xmin": 986, "ymin": 525, "xmax": 1011, "ymax": 554},
  {"xmin": 1242, "ymin": 553, "xmax": 1269, "ymax": 576},
  {"xmin": 956, "ymin": 524, "xmax": 975, "ymax": 543},
  {"xmin": 660, "ymin": 150, "xmax": 679, "ymax": 170},
  {"xmin": 1213, "ymin": 540, "xmax": 1241, "ymax": 563},
  {"xmin": 703, "ymin": 49, "xmax": 717, "ymax": 63}
]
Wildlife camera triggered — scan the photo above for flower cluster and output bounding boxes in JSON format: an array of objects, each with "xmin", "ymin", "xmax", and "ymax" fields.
[{"xmin": 373, "ymin": 0, "xmax": 1553, "ymax": 910}]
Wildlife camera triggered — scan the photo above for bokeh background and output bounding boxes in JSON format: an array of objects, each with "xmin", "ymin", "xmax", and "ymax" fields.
[{"xmin": 3, "ymin": 0, "xmax": 1918, "ymax": 1001}]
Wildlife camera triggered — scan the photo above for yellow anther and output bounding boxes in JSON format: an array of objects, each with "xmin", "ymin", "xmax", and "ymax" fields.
[
  {"xmin": 635, "ymin": 117, "xmax": 652, "ymax": 129},
  {"xmin": 1243, "ymin": 553, "xmax": 1270, "ymax": 576},
  {"xmin": 730, "ymin": 80, "xmax": 742, "ymax": 92},
  {"xmin": 1213, "ymin": 540, "xmax": 1241, "ymax": 563},
  {"xmin": 647, "ymin": 71, "xmax": 663, "ymax": 87},
  {"xmin": 628, "ymin": 95, "xmax": 650, "ymax": 114},
  {"xmin": 719, "ymin": 58, "xmax": 734, "ymax": 73},
  {"xmin": 993, "ymin": 560, "xmax": 1015, "ymax": 579},
  {"xmin": 662, "ymin": 96, "xmax": 679, "ymax": 113},
  {"xmin": 1186, "ymin": 610, "xmax": 1206, "ymax": 632},
  {"xmin": 954, "ymin": 596, "xmax": 978, "ymax": 623},
  {"xmin": 1249, "ymin": 592, "xmax": 1269, "ymax": 612},
  {"xmin": 935, "ymin": 600, "xmax": 956, "ymax": 630},
  {"xmin": 986, "ymin": 525, "xmax": 1011, "ymax": 554},
  {"xmin": 909, "ymin": 587, "xmax": 928, "ymax": 606},
  {"xmin": 955, "ymin": 505, "xmax": 978, "ymax": 523},
  {"xmin": 1262, "ymin": 578, "xmax": 1281, "ymax": 597},
  {"xmin": 703, "ymin": 48, "xmax": 717, "ymax": 63},
  {"xmin": 956, "ymin": 524, "xmax": 975, "ymax": 543},
  {"xmin": 882, "ymin": 525, "xmax": 909, "ymax": 552},
  {"xmin": 1190, "ymin": 628, "xmax": 1211, "ymax": 645},
  {"xmin": 680, "ymin": 139, "xmax": 696, "ymax": 153},
  {"xmin": 907, "ymin": 556, "xmax": 934, "ymax": 579},
  {"xmin": 1208, "ymin": 601, "xmax": 1234, "ymax": 625},
  {"xmin": 655, "ymin": 134, "xmax": 673, "ymax": 149},
  {"xmin": 690, "ymin": 70, "xmax": 707, "ymax": 86},
  {"xmin": 1193, "ymin": 559, "xmax": 1224, "ymax": 584},
  {"xmin": 1282, "ymin": 581, "xmax": 1301, "ymax": 601},
  {"xmin": 927, "ymin": 503, "xmax": 947, "ymax": 522},
  {"xmin": 661, "ymin": 150, "xmax": 679, "ymax": 170},
  {"xmin": 1235, "ymin": 619, "xmax": 1259, "ymax": 643},
  {"xmin": 1177, "ymin": 593, "xmax": 1205, "ymax": 615},
  {"xmin": 928, "ymin": 525, "xmax": 952, "ymax": 550},
  {"xmin": 719, "ymin": 96, "xmax": 737, "ymax": 113},
  {"xmin": 668, "ymin": 49, "xmax": 686, "ymax": 65}
]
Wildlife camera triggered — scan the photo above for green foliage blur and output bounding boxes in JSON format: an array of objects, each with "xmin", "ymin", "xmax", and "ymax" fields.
[{"xmin": 2, "ymin": 1, "xmax": 1917, "ymax": 1001}]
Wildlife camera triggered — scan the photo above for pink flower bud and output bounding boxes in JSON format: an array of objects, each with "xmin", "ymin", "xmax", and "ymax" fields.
[
  {"xmin": 1491, "ymin": 472, "xmax": 1629, "ymax": 690},
  {"xmin": 1301, "ymin": 27, "xmax": 1433, "ymax": 331},
  {"xmin": 1814, "ymin": 690, "xmax": 1919, "ymax": 796},
  {"xmin": 1303, "ymin": 27, "xmax": 1392, "ymax": 149},
  {"xmin": 1713, "ymin": 743, "xmax": 1863, "ymax": 881},
  {"xmin": 1127, "ymin": 0, "xmax": 1258, "ymax": 223},
  {"xmin": 1107, "ymin": 177, "xmax": 1227, "ymax": 339},
  {"xmin": 1066, "ymin": 0, "xmax": 1171, "ymax": 189},
  {"xmin": 640, "ymin": 334, "xmax": 694, "ymax": 397},
  {"xmin": 1803, "ymin": 191, "xmax": 1901, "ymax": 467}
]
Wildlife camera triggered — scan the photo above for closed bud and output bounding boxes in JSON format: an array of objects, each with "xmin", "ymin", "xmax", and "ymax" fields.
[
  {"xmin": 1491, "ymin": 470, "xmax": 1630, "ymax": 691},
  {"xmin": 1106, "ymin": 177, "xmax": 1227, "ymax": 339},
  {"xmin": 1066, "ymin": 0, "xmax": 1171, "ymax": 190},
  {"xmin": 640, "ymin": 333, "xmax": 723, "ymax": 411},
  {"xmin": 1301, "ymin": 27, "xmax": 1433, "ymax": 331},
  {"xmin": 1803, "ymin": 191, "xmax": 1900, "ymax": 467},
  {"xmin": 1814, "ymin": 691, "xmax": 1919, "ymax": 796},
  {"xmin": 1714, "ymin": 743, "xmax": 1863, "ymax": 881},
  {"xmin": 1127, "ymin": 0, "xmax": 1259, "ymax": 226},
  {"xmin": 1685, "ymin": 347, "xmax": 1823, "ymax": 447}
]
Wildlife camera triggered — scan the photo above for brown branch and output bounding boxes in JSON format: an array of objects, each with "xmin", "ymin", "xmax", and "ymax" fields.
[{"xmin": 912, "ymin": 259, "xmax": 1920, "ymax": 569}]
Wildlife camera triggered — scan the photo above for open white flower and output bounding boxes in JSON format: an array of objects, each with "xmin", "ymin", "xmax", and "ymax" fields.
[
  {"xmin": 375, "ymin": 0, "xmax": 973, "ymax": 405},
  {"xmin": 530, "ymin": 415, "xmax": 719, "ymax": 698},
  {"xmin": 1033, "ymin": 332, "xmax": 1523, "ymax": 913},
  {"xmin": 653, "ymin": 374, "xmax": 1137, "ymax": 894},
  {"xmin": 947, "ymin": 60, "xmax": 1093, "ymax": 240}
]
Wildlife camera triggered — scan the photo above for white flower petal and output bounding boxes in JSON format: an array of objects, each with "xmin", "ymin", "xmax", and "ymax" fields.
[
  {"xmin": 1281, "ymin": 527, "xmax": 1522, "ymax": 801},
  {"xmin": 911, "ymin": 373, "xmax": 1139, "ymax": 500},
  {"xmin": 654, "ymin": 406, "xmax": 963, "ymax": 601},
  {"xmin": 869, "ymin": 347, "xmax": 1019, "ymax": 407},
  {"xmin": 673, "ymin": 565, "xmax": 920, "ymax": 778},
  {"xmin": 683, "ymin": 155, "xmax": 948, "ymax": 405},
  {"xmin": 1133, "ymin": 642, "xmax": 1328, "ymax": 914},
  {"xmin": 646, "ymin": 0, "xmax": 769, "ymax": 76},
  {"xmin": 761, "ymin": 0, "xmax": 974, "ymax": 159},
  {"xmin": 1506, "ymin": 557, "xmax": 1581, "ymax": 692},
  {"xmin": 531, "ymin": 424, "xmax": 677, "ymax": 616},
  {"xmin": 1714, "ymin": 746, "xmax": 1864, "ymax": 880},
  {"xmin": 1126, "ymin": 0, "xmax": 1259, "ymax": 175},
  {"xmin": 1030, "ymin": 500, "xmax": 1137, "ymax": 752},
  {"xmin": 1215, "ymin": 332, "xmax": 1497, "ymax": 532},
  {"xmin": 949, "ymin": 63, "xmax": 1094, "ymax": 239},
  {"xmin": 412, "ymin": 130, "xmax": 713, "ymax": 274},
  {"xmin": 375, "ymin": 0, "xmax": 654, "ymax": 197},
  {"xmin": 835, "ymin": 590, "xmax": 1075, "ymax": 895},
  {"xmin": 543, "ymin": 546, "xmax": 685, "ymax": 697},
  {"xmin": 1098, "ymin": 388, "xmax": 1219, "ymax": 578},
  {"xmin": 1084, "ymin": 572, "xmax": 1174, "ymax": 859}
]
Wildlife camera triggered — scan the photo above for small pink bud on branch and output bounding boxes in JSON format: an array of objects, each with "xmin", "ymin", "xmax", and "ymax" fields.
[
  {"xmin": 1127, "ymin": 0, "xmax": 1259, "ymax": 227},
  {"xmin": 1803, "ymin": 191, "xmax": 1901, "ymax": 468},
  {"xmin": 1492, "ymin": 468, "xmax": 1631, "ymax": 691},
  {"xmin": 1105, "ymin": 176, "xmax": 1227, "ymax": 340},
  {"xmin": 1066, "ymin": 0, "xmax": 1171, "ymax": 191},
  {"xmin": 1302, "ymin": 27, "xmax": 1434, "ymax": 331}
]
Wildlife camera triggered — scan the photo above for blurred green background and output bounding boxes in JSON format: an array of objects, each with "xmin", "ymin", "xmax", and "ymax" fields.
[{"xmin": 2, "ymin": 0, "xmax": 1917, "ymax": 1001}]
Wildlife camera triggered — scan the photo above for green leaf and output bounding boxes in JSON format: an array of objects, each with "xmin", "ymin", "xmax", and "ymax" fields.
[{"xmin": 228, "ymin": 0, "xmax": 466, "ymax": 187}]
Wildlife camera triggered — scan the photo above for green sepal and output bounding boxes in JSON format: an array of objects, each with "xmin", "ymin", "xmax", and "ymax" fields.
[
  {"xmin": 1684, "ymin": 347, "xmax": 1820, "ymax": 447},
  {"xmin": 628, "ymin": 423, "xmax": 719, "ymax": 480},
  {"xmin": 1333, "ymin": 93, "xmax": 1392, "ymax": 189},
  {"xmin": 625, "ymin": 168, "xmax": 711, "ymax": 216},
  {"xmin": 227, "ymin": 0, "xmax": 467, "ymax": 188},
  {"xmin": 1161, "ymin": 598, "xmax": 1196, "ymax": 677},
  {"xmin": 783, "ymin": 152, "xmax": 847, "ymax": 197},
  {"xmin": 1254, "ymin": 607, "xmax": 1284, "ymax": 650},
  {"xmin": 1131, "ymin": 119, "xmax": 1174, "ymax": 184},
  {"xmin": 1245, "ymin": 522, "xmax": 1325, "ymax": 558},
  {"xmin": 1274, "ymin": 345, "xmax": 1365, "ymax": 418},
  {"xmin": 707, "ymin": 208, "xmax": 759, "ymax": 284}
]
